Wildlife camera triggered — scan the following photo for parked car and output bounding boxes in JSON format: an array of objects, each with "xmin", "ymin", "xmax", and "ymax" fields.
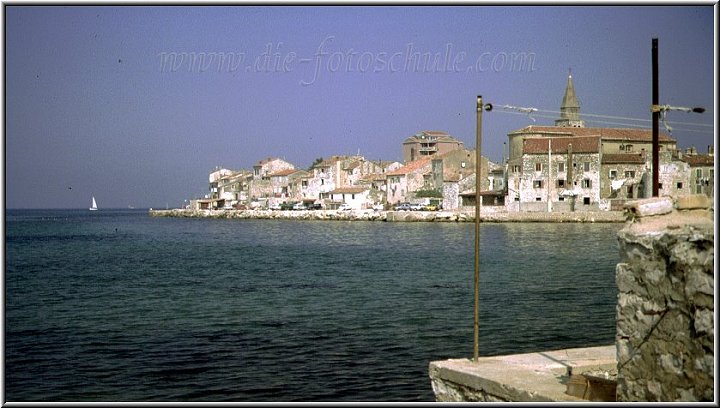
[
  {"xmin": 424, "ymin": 204, "xmax": 438, "ymax": 211},
  {"xmin": 280, "ymin": 202, "xmax": 295, "ymax": 210},
  {"xmin": 372, "ymin": 203, "xmax": 384, "ymax": 211},
  {"xmin": 409, "ymin": 203, "xmax": 425, "ymax": 211},
  {"xmin": 308, "ymin": 203, "xmax": 324, "ymax": 210},
  {"xmin": 338, "ymin": 203, "xmax": 353, "ymax": 211},
  {"xmin": 268, "ymin": 203, "xmax": 282, "ymax": 210},
  {"xmin": 394, "ymin": 202, "xmax": 412, "ymax": 211},
  {"xmin": 292, "ymin": 202, "xmax": 308, "ymax": 210}
]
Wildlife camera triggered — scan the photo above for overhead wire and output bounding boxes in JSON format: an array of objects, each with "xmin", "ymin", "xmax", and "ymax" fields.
[{"xmin": 493, "ymin": 103, "xmax": 715, "ymax": 136}]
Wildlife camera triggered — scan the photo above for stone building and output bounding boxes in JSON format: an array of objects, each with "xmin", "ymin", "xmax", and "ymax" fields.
[
  {"xmin": 250, "ymin": 157, "xmax": 296, "ymax": 200},
  {"xmin": 506, "ymin": 72, "xmax": 679, "ymax": 212},
  {"xmin": 682, "ymin": 146, "xmax": 714, "ymax": 197},
  {"xmin": 402, "ymin": 130, "xmax": 464, "ymax": 163},
  {"xmin": 386, "ymin": 157, "xmax": 433, "ymax": 204}
]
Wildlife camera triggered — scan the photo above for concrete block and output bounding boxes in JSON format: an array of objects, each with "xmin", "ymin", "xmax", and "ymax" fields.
[{"xmin": 624, "ymin": 197, "xmax": 673, "ymax": 218}]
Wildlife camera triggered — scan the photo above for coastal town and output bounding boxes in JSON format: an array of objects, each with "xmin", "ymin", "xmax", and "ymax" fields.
[{"xmin": 177, "ymin": 74, "xmax": 714, "ymax": 218}]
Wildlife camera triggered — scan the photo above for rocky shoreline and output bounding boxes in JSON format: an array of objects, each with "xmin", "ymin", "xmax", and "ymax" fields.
[{"xmin": 149, "ymin": 208, "xmax": 626, "ymax": 223}]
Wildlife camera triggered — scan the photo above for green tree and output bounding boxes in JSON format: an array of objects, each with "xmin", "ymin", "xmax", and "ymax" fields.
[{"xmin": 308, "ymin": 157, "xmax": 324, "ymax": 170}]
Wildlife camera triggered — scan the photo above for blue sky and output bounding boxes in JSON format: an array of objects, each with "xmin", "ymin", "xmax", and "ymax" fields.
[{"xmin": 5, "ymin": 5, "xmax": 715, "ymax": 209}]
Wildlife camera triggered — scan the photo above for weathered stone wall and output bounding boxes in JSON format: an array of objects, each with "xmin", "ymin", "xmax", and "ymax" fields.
[{"xmin": 615, "ymin": 195, "xmax": 714, "ymax": 401}]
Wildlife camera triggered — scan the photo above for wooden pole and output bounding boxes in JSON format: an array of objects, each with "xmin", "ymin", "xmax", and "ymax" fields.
[{"xmin": 652, "ymin": 38, "xmax": 659, "ymax": 197}]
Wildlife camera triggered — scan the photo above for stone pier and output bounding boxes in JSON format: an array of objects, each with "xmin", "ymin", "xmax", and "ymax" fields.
[{"xmin": 428, "ymin": 194, "xmax": 714, "ymax": 402}]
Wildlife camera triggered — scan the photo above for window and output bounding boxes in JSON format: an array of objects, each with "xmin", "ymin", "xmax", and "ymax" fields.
[
  {"xmin": 513, "ymin": 165, "xmax": 521, "ymax": 173},
  {"xmin": 557, "ymin": 179, "xmax": 565, "ymax": 188},
  {"xmin": 514, "ymin": 196, "xmax": 520, "ymax": 202},
  {"xmin": 624, "ymin": 170, "xmax": 635, "ymax": 178},
  {"xmin": 583, "ymin": 197, "xmax": 591, "ymax": 205},
  {"xmin": 533, "ymin": 180, "xmax": 543, "ymax": 188},
  {"xmin": 558, "ymin": 196, "xmax": 565, "ymax": 201},
  {"xmin": 696, "ymin": 185, "xmax": 703, "ymax": 194},
  {"xmin": 626, "ymin": 144, "xmax": 633, "ymax": 152},
  {"xmin": 321, "ymin": 179, "xmax": 325, "ymax": 185},
  {"xmin": 558, "ymin": 162, "xmax": 565, "ymax": 173},
  {"xmin": 676, "ymin": 182, "xmax": 683, "ymax": 189},
  {"xmin": 535, "ymin": 162, "xmax": 542, "ymax": 172},
  {"xmin": 536, "ymin": 197, "xmax": 542, "ymax": 201},
  {"xmin": 582, "ymin": 179, "xmax": 592, "ymax": 188},
  {"xmin": 658, "ymin": 183, "xmax": 663, "ymax": 189},
  {"xmin": 351, "ymin": 194, "xmax": 355, "ymax": 199},
  {"xmin": 609, "ymin": 170, "xmax": 617, "ymax": 179},
  {"xmin": 583, "ymin": 162, "xmax": 590, "ymax": 172},
  {"xmin": 696, "ymin": 169, "xmax": 703, "ymax": 178},
  {"xmin": 627, "ymin": 185, "xmax": 634, "ymax": 197}
]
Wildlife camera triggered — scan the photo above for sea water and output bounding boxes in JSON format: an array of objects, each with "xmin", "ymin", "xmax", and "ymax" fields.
[{"xmin": 4, "ymin": 209, "xmax": 622, "ymax": 401}]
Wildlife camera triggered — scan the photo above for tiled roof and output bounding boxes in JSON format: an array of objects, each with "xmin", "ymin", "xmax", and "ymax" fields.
[
  {"xmin": 683, "ymin": 154, "xmax": 714, "ymax": 166},
  {"xmin": 314, "ymin": 155, "xmax": 349, "ymax": 168},
  {"xmin": 386, "ymin": 157, "xmax": 433, "ymax": 176},
  {"xmin": 329, "ymin": 187, "xmax": 368, "ymax": 194},
  {"xmin": 523, "ymin": 136, "xmax": 600, "ymax": 154},
  {"xmin": 602, "ymin": 154, "xmax": 646, "ymax": 164},
  {"xmin": 509, "ymin": 126, "xmax": 675, "ymax": 142},
  {"xmin": 269, "ymin": 169, "xmax": 300, "ymax": 177}
]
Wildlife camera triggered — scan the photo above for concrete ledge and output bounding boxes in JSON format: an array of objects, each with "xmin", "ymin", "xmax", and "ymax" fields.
[{"xmin": 429, "ymin": 345, "xmax": 616, "ymax": 402}]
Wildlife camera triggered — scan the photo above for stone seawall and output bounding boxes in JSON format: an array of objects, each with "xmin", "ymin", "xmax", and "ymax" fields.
[
  {"xmin": 615, "ymin": 195, "xmax": 714, "ymax": 401},
  {"xmin": 149, "ymin": 208, "xmax": 625, "ymax": 223}
]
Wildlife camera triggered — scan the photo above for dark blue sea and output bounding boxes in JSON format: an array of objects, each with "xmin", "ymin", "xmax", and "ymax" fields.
[{"xmin": 4, "ymin": 209, "xmax": 622, "ymax": 402}]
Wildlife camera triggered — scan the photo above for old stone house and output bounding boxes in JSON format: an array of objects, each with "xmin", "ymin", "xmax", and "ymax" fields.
[
  {"xmin": 507, "ymin": 136, "xmax": 602, "ymax": 212},
  {"xmin": 386, "ymin": 157, "xmax": 434, "ymax": 205},
  {"xmin": 402, "ymin": 130, "xmax": 464, "ymax": 163},
  {"xmin": 505, "ymin": 72, "xmax": 680, "ymax": 212},
  {"xmin": 250, "ymin": 157, "xmax": 296, "ymax": 200},
  {"xmin": 682, "ymin": 146, "xmax": 714, "ymax": 197}
]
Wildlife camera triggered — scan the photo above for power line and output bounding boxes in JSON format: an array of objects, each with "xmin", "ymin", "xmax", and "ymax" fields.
[
  {"xmin": 495, "ymin": 102, "xmax": 713, "ymax": 128},
  {"xmin": 495, "ymin": 109, "xmax": 714, "ymax": 135}
]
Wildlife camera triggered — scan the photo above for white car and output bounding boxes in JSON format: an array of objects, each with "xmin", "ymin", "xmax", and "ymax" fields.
[
  {"xmin": 292, "ymin": 202, "xmax": 307, "ymax": 210},
  {"xmin": 268, "ymin": 203, "xmax": 281, "ymax": 210},
  {"xmin": 338, "ymin": 203, "xmax": 353, "ymax": 211},
  {"xmin": 372, "ymin": 203, "xmax": 384, "ymax": 211}
]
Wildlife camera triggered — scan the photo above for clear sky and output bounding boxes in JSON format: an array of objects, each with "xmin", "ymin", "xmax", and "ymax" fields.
[{"xmin": 4, "ymin": 5, "xmax": 715, "ymax": 209}]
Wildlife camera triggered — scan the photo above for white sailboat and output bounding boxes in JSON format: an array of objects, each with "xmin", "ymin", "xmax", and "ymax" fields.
[{"xmin": 89, "ymin": 196, "xmax": 98, "ymax": 211}]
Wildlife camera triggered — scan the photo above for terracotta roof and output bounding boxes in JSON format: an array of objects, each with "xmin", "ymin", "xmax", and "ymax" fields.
[
  {"xmin": 329, "ymin": 187, "xmax": 368, "ymax": 194},
  {"xmin": 314, "ymin": 155, "xmax": 349, "ymax": 168},
  {"xmin": 602, "ymin": 154, "xmax": 646, "ymax": 164},
  {"xmin": 523, "ymin": 136, "xmax": 600, "ymax": 154},
  {"xmin": 269, "ymin": 169, "xmax": 300, "ymax": 177},
  {"xmin": 683, "ymin": 154, "xmax": 714, "ymax": 166},
  {"xmin": 344, "ymin": 160, "xmax": 362, "ymax": 170},
  {"xmin": 509, "ymin": 126, "xmax": 675, "ymax": 142},
  {"xmin": 386, "ymin": 157, "xmax": 433, "ymax": 176}
]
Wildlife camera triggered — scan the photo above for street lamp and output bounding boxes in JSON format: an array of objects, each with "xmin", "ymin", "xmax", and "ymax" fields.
[{"xmin": 474, "ymin": 96, "xmax": 492, "ymax": 363}]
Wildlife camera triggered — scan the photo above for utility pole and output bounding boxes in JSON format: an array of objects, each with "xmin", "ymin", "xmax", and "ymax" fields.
[
  {"xmin": 474, "ymin": 95, "xmax": 482, "ymax": 363},
  {"xmin": 652, "ymin": 38, "xmax": 659, "ymax": 197}
]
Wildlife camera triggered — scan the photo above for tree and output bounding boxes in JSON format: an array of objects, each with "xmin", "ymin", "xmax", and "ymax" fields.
[{"xmin": 308, "ymin": 157, "xmax": 324, "ymax": 170}]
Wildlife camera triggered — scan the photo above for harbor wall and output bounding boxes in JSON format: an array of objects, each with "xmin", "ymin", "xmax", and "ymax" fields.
[{"xmin": 149, "ymin": 208, "xmax": 624, "ymax": 223}]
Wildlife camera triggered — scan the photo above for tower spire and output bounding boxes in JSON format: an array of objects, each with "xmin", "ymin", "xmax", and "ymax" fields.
[{"xmin": 555, "ymin": 70, "xmax": 584, "ymax": 127}]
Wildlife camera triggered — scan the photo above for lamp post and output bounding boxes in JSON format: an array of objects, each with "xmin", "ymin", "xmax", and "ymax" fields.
[{"xmin": 474, "ymin": 96, "xmax": 492, "ymax": 363}]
